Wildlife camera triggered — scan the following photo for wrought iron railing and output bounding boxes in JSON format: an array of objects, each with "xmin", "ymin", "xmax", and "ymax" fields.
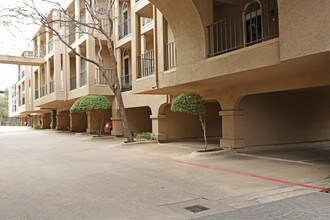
[
  {"xmin": 165, "ymin": 41, "xmax": 177, "ymax": 70},
  {"xmin": 80, "ymin": 70, "xmax": 87, "ymax": 87},
  {"xmin": 95, "ymin": 69, "xmax": 115, "ymax": 85},
  {"xmin": 207, "ymin": 0, "xmax": 278, "ymax": 57},
  {"xmin": 138, "ymin": 50, "xmax": 155, "ymax": 78},
  {"xmin": 121, "ymin": 74, "xmax": 132, "ymax": 91},
  {"xmin": 70, "ymin": 75, "xmax": 76, "ymax": 91},
  {"xmin": 49, "ymin": 80, "xmax": 55, "ymax": 94},
  {"xmin": 118, "ymin": 18, "xmax": 131, "ymax": 39},
  {"xmin": 35, "ymin": 89, "xmax": 39, "ymax": 100}
]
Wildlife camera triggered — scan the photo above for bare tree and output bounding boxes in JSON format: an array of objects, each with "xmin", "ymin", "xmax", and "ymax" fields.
[{"xmin": 11, "ymin": 0, "xmax": 134, "ymax": 142}]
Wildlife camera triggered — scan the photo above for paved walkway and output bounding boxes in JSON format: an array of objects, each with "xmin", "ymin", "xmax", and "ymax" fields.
[
  {"xmin": 194, "ymin": 192, "xmax": 330, "ymax": 220},
  {"xmin": 0, "ymin": 127, "xmax": 329, "ymax": 219}
]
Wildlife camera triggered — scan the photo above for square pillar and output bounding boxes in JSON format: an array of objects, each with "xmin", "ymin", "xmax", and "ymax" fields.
[
  {"xmin": 219, "ymin": 110, "xmax": 245, "ymax": 149},
  {"xmin": 151, "ymin": 114, "xmax": 167, "ymax": 142}
]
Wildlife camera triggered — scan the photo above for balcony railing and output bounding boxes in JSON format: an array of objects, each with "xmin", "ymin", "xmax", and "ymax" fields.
[
  {"xmin": 207, "ymin": 0, "xmax": 278, "ymax": 57},
  {"xmin": 138, "ymin": 50, "xmax": 155, "ymax": 78},
  {"xmin": 80, "ymin": 70, "xmax": 87, "ymax": 87},
  {"xmin": 48, "ymin": 38, "xmax": 54, "ymax": 52},
  {"xmin": 142, "ymin": 17, "xmax": 153, "ymax": 26},
  {"xmin": 95, "ymin": 69, "xmax": 115, "ymax": 85},
  {"xmin": 165, "ymin": 41, "xmax": 177, "ymax": 70},
  {"xmin": 40, "ymin": 85, "xmax": 47, "ymax": 97},
  {"xmin": 121, "ymin": 74, "xmax": 132, "ymax": 91},
  {"xmin": 49, "ymin": 80, "xmax": 55, "ymax": 94},
  {"xmin": 35, "ymin": 89, "xmax": 39, "ymax": 100},
  {"xmin": 118, "ymin": 18, "xmax": 131, "ymax": 40},
  {"xmin": 70, "ymin": 75, "xmax": 77, "ymax": 91}
]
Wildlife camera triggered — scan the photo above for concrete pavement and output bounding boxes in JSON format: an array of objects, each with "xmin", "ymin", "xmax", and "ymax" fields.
[{"xmin": 0, "ymin": 127, "xmax": 329, "ymax": 219}]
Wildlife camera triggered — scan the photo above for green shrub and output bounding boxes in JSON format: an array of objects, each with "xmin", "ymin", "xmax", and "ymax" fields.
[
  {"xmin": 135, "ymin": 132, "xmax": 155, "ymax": 141},
  {"xmin": 33, "ymin": 124, "xmax": 42, "ymax": 129},
  {"xmin": 171, "ymin": 92, "xmax": 208, "ymax": 151},
  {"xmin": 70, "ymin": 95, "xmax": 111, "ymax": 136}
]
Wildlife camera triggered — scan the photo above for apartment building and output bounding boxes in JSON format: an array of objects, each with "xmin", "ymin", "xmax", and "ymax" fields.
[{"xmin": 9, "ymin": 0, "xmax": 330, "ymax": 149}]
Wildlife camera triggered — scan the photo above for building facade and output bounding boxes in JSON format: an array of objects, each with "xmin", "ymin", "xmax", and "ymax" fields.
[{"xmin": 9, "ymin": 0, "xmax": 330, "ymax": 149}]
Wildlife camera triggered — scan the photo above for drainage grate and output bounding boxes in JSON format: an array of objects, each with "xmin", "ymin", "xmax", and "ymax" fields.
[{"xmin": 184, "ymin": 205, "xmax": 209, "ymax": 213}]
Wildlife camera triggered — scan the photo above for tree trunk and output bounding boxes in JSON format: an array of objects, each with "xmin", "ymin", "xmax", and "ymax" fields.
[
  {"xmin": 199, "ymin": 114, "xmax": 208, "ymax": 151},
  {"xmin": 114, "ymin": 88, "xmax": 134, "ymax": 142}
]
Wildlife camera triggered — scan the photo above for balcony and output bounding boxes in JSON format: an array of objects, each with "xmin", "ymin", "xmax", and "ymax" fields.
[
  {"xmin": 208, "ymin": 0, "xmax": 278, "ymax": 57},
  {"xmin": 138, "ymin": 50, "xmax": 154, "ymax": 78},
  {"xmin": 70, "ymin": 75, "xmax": 77, "ymax": 91},
  {"xmin": 142, "ymin": 17, "xmax": 153, "ymax": 26},
  {"xmin": 165, "ymin": 41, "xmax": 177, "ymax": 70},
  {"xmin": 40, "ymin": 85, "xmax": 47, "ymax": 98},
  {"xmin": 121, "ymin": 74, "xmax": 132, "ymax": 91},
  {"xmin": 80, "ymin": 70, "xmax": 87, "ymax": 87},
  {"xmin": 49, "ymin": 80, "xmax": 55, "ymax": 94},
  {"xmin": 118, "ymin": 18, "xmax": 131, "ymax": 40},
  {"xmin": 95, "ymin": 69, "xmax": 114, "ymax": 85}
]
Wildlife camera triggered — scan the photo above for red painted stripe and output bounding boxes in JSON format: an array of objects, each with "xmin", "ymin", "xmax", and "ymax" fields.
[{"xmin": 143, "ymin": 152, "xmax": 327, "ymax": 191}]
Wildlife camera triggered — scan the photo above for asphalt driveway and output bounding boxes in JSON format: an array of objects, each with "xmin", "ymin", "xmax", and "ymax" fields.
[{"xmin": 0, "ymin": 127, "xmax": 329, "ymax": 219}]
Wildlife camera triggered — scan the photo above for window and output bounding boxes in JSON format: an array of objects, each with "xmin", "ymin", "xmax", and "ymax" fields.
[
  {"xmin": 122, "ymin": 3, "xmax": 129, "ymax": 36},
  {"xmin": 244, "ymin": 1, "xmax": 263, "ymax": 45},
  {"xmin": 122, "ymin": 50, "xmax": 131, "ymax": 90}
]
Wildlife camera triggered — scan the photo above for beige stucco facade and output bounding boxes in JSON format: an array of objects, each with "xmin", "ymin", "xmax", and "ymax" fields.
[{"xmin": 8, "ymin": 0, "xmax": 330, "ymax": 149}]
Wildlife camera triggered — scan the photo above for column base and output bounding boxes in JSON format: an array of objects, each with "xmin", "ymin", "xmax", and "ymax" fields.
[{"xmin": 220, "ymin": 138, "xmax": 245, "ymax": 149}]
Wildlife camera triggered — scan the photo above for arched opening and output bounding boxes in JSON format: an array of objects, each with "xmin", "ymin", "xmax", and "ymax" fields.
[
  {"xmin": 163, "ymin": 100, "xmax": 222, "ymax": 142},
  {"xmin": 126, "ymin": 106, "xmax": 152, "ymax": 134},
  {"xmin": 237, "ymin": 86, "xmax": 330, "ymax": 147}
]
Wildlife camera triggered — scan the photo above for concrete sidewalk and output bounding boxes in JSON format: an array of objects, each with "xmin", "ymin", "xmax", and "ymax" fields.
[{"xmin": 0, "ymin": 127, "xmax": 329, "ymax": 219}]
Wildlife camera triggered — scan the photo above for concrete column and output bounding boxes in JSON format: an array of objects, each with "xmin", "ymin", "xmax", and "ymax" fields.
[
  {"xmin": 86, "ymin": 36, "xmax": 96, "ymax": 85},
  {"xmin": 156, "ymin": 9, "xmax": 165, "ymax": 73},
  {"xmin": 38, "ymin": 68, "xmax": 41, "ymax": 97},
  {"xmin": 111, "ymin": 99, "xmax": 123, "ymax": 136},
  {"xmin": 54, "ymin": 52, "xmax": 61, "ymax": 92},
  {"xmin": 45, "ymin": 27, "xmax": 50, "ymax": 54},
  {"xmin": 151, "ymin": 114, "xmax": 167, "ymax": 142},
  {"xmin": 141, "ymin": 35, "xmax": 147, "ymax": 54},
  {"xmin": 219, "ymin": 110, "xmax": 245, "ymax": 149},
  {"xmin": 115, "ymin": 0, "xmax": 120, "ymax": 38},
  {"xmin": 131, "ymin": 3, "xmax": 140, "ymax": 81},
  {"xmin": 76, "ymin": 46, "xmax": 81, "ymax": 87},
  {"xmin": 46, "ymin": 60, "xmax": 50, "ymax": 94},
  {"xmin": 70, "ymin": 112, "xmax": 87, "ymax": 132},
  {"xmin": 116, "ymin": 48, "xmax": 122, "ymax": 86},
  {"xmin": 75, "ymin": 0, "xmax": 81, "ymax": 40},
  {"xmin": 37, "ymin": 35, "xmax": 41, "ymax": 57}
]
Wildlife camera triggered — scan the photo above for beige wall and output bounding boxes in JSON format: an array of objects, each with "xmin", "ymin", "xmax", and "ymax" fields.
[
  {"xmin": 162, "ymin": 102, "xmax": 221, "ymax": 140},
  {"xmin": 126, "ymin": 107, "xmax": 152, "ymax": 133},
  {"xmin": 239, "ymin": 87, "xmax": 330, "ymax": 147},
  {"xmin": 278, "ymin": 0, "xmax": 330, "ymax": 60}
]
